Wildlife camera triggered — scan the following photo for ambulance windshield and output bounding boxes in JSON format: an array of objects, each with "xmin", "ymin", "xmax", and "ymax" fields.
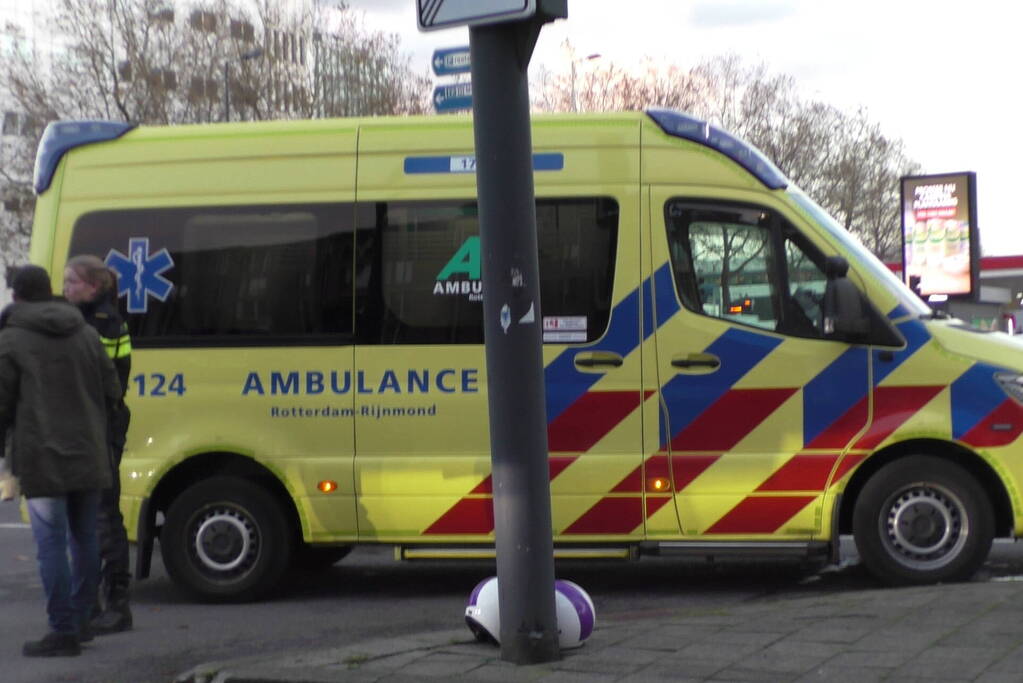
[{"xmin": 788, "ymin": 190, "xmax": 931, "ymax": 318}]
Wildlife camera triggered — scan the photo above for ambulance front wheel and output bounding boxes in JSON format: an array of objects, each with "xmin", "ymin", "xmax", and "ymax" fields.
[
  {"xmin": 161, "ymin": 477, "xmax": 293, "ymax": 602},
  {"xmin": 853, "ymin": 456, "xmax": 994, "ymax": 585}
]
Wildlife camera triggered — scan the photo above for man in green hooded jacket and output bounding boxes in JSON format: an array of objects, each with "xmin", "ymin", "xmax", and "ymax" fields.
[{"xmin": 0, "ymin": 265, "xmax": 121, "ymax": 657}]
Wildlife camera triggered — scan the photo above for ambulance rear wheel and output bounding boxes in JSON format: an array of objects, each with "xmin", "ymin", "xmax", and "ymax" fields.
[
  {"xmin": 162, "ymin": 477, "xmax": 293, "ymax": 602},
  {"xmin": 853, "ymin": 456, "xmax": 993, "ymax": 585}
]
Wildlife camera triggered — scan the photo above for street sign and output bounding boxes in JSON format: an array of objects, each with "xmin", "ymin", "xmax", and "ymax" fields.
[
  {"xmin": 433, "ymin": 82, "xmax": 473, "ymax": 112},
  {"xmin": 432, "ymin": 46, "xmax": 471, "ymax": 76},
  {"xmin": 418, "ymin": 0, "xmax": 535, "ymax": 31}
]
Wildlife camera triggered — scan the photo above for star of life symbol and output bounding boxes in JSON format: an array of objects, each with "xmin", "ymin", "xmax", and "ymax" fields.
[{"xmin": 105, "ymin": 238, "xmax": 174, "ymax": 313}]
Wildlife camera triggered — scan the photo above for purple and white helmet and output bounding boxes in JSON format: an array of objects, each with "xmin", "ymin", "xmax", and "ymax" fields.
[{"xmin": 465, "ymin": 576, "xmax": 596, "ymax": 649}]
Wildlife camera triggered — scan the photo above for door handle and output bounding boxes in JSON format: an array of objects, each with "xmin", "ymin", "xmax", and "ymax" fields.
[
  {"xmin": 574, "ymin": 351, "xmax": 625, "ymax": 368},
  {"xmin": 671, "ymin": 353, "xmax": 720, "ymax": 370}
]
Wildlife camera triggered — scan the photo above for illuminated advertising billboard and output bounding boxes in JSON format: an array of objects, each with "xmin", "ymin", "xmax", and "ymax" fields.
[{"xmin": 900, "ymin": 172, "xmax": 978, "ymax": 298}]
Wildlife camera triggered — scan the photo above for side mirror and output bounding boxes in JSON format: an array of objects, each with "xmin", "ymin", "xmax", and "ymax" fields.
[{"xmin": 823, "ymin": 256, "xmax": 870, "ymax": 337}]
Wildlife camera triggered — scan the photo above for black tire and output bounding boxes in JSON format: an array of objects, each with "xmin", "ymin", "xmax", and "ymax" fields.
[
  {"xmin": 292, "ymin": 545, "xmax": 352, "ymax": 571},
  {"xmin": 161, "ymin": 477, "xmax": 293, "ymax": 602},
  {"xmin": 853, "ymin": 455, "xmax": 993, "ymax": 585}
]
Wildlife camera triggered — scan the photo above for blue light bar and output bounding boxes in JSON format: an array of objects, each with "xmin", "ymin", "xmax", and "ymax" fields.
[
  {"xmin": 33, "ymin": 120, "xmax": 136, "ymax": 194},
  {"xmin": 645, "ymin": 109, "xmax": 788, "ymax": 190}
]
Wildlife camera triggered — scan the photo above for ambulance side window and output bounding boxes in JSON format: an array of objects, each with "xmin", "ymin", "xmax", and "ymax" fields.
[
  {"xmin": 357, "ymin": 197, "xmax": 618, "ymax": 345},
  {"xmin": 665, "ymin": 200, "xmax": 826, "ymax": 339},
  {"xmin": 68, "ymin": 203, "xmax": 357, "ymax": 346},
  {"xmin": 784, "ymin": 231, "xmax": 827, "ymax": 335}
]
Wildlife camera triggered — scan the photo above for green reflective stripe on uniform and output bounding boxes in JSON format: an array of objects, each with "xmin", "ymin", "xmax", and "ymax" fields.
[{"xmin": 100, "ymin": 334, "xmax": 132, "ymax": 359}]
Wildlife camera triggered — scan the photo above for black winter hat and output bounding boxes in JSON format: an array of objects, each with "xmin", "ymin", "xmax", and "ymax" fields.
[{"xmin": 10, "ymin": 264, "xmax": 53, "ymax": 302}]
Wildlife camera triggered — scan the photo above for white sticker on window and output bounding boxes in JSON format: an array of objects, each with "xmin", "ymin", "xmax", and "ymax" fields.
[
  {"xmin": 543, "ymin": 316, "xmax": 587, "ymax": 331},
  {"xmin": 543, "ymin": 331, "xmax": 587, "ymax": 343}
]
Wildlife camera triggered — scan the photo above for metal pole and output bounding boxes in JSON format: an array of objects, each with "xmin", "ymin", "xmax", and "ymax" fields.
[
  {"xmin": 469, "ymin": 19, "xmax": 560, "ymax": 665},
  {"xmin": 223, "ymin": 60, "xmax": 230, "ymax": 122},
  {"xmin": 570, "ymin": 58, "xmax": 577, "ymax": 112}
]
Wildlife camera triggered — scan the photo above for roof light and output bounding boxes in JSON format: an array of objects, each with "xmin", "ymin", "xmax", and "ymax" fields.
[
  {"xmin": 33, "ymin": 120, "xmax": 136, "ymax": 194},
  {"xmin": 645, "ymin": 109, "xmax": 789, "ymax": 190}
]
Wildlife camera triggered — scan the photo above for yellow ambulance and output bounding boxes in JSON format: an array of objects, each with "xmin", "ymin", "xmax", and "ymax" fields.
[{"xmin": 28, "ymin": 110, "xmax": 1023, "ymax": 600}]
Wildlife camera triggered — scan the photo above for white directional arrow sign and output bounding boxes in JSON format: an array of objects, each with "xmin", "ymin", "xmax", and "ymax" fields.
[
  {"xmin": 432, "ymin": 46, "xmax": 471, "ymax": 76},
  {"xmin": 433, "ymin": 82, "xmax": 473, "ymax": 112}
]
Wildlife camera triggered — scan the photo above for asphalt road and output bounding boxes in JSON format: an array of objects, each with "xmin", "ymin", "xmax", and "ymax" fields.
[{"xmin": 4, "ymin": 500, "xmax": 1023, "ymax": 683}]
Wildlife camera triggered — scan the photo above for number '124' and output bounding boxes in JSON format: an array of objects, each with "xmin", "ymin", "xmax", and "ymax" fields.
[{"xmin": 133, "ymin": 373, "xmax": 186, "ymax": 396}]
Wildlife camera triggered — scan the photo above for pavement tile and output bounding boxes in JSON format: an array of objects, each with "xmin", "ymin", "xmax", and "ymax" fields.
[
  {"xmin": 790, "ymin": 623, "xmax": 872, "ymax": 644},
  {"xmin": 394, "ymin": 651, "xmax": 494, "ymax": 677},
  {"xmin": 331, "ymin": 636, "xmax": 455, "ymax": 661},
  {"xmin": 616, "ymin": 660, "xmax": 722, "ymax": 682},
  {"xmin": 935, "ymin": 629, "xmax": 1023, "ymax": 649},
  {"xmin": 726, "ymin": 650, "xmax": 831, "ymax": 676},
  {"xmin": 975, "ymin": 673, "xmax": 1023, "ymax": 683},
  {"xmin": 662, "ymin": 614, "xmax": 750, "ymax": 628},
  {"xmin": 434, "ymin": 641, "xmax": 502, "ymax": 656},
  {"xmin": 760, "ymin": 639, "xmax": 846, "ymax": 660},
  {"xmin": 889, "ymin": 678, "xmax": 978, "ymax": 683},
  {"xmin": 618, "ymin": 672, "xmax": 706, "ymax": 683},
  {"xmin": 721, "ymin": 618, "xmax": 802, "ymax": 635},
  {"xmin": 706, "ymin": 665, "xmax": 799, "ymax": 682},
  {"xmin": 217, "ymin": 664, "xmax": 392, "ymax": 682},
  {"xmin": 617, "ymin": 630, "xmax": 698, "ymax": 652},
  {"xmin": 675, "ymin": 637, "xmax": 774, "ymax": 661},
  {"xmin": 456, "ymin": 661, "xmax": 551, "ymax": 683},
  {"xmin": 641, "ymin": 657, "xmax": 733, "ymax": 679},
  {"xmin": 984, "ymin": 641, "xmax": 1023, "ymax": 672},
  {"xmin": 704, "ymin": 629, "xmax": 786, "ymax": 648},
  {"xmin": 792, "ymin": 665, "xmax": 892, "ymax": 683},
  {"xmin": 583, "ymin": 624, "xmax": 653, "ymax": 649},
  {"xmin": 593, "ymin": 627, "xmax": 664, "ymax": 649},
  {"xmin": 358, "ymin": 648, "xmax": 437, "ymax": 672},
  {"xmin": 545, "ymin": 648, "xmax": 647, "ymax": 677},
  {"xmin": 892, "ymin": 646, "xmax": 1004, "ymax": 680},
  {"xmin": 535, "ymin": 671, "xmax": 621, "ymax": 682},
  {"xmin": 908, "ymin": 601, "xmax": 994, "ymax": 621},
  {"xmin": 826, "ymin": 648, "xmax": 916, "ymax": 668},
  {"xmin": 854, "ymin": 627, "xmax": 948, "ymax": 650}
]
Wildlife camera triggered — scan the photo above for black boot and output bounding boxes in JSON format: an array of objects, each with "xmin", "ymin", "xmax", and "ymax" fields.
[
  {"xmin": 91, "ymin": 581, "xmax": 133, "ymax": 635},
  {"xmin": 92, "ymin": 576, "xmax": 132, "ymax": 633},
  {"xmin": 90, "ymin": 603, "xmax": 132, "ymax": 635},
  {"xmin": 23, "ymin": 632, "xmax": 81, "ymax": 657}
]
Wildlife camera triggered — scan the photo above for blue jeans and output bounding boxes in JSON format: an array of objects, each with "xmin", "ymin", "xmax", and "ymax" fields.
[{"xmin": 27, "ymin": 491, "xmax": 102, "ymax": 635}]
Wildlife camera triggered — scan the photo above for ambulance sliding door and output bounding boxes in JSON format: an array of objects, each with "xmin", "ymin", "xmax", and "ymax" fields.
[
  {"xmin": 351, "ymin": 193, "xmax": 650, "ymax": 543},
  {"xmin": 648, "ymin": 188, "xmax": 869, "ymax": 541}
]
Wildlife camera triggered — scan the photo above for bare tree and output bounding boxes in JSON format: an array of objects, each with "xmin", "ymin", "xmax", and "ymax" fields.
[
  {"xmin": 0, "ymin": 21, "xmax": 42, "ymax": 277},
  {"xmin": 0, "ymin": 0, "xmax": 432, "ymax": 268},
  {"xmin": 533, "ymin": 50, "xmax": 918, "ymax": 261}
]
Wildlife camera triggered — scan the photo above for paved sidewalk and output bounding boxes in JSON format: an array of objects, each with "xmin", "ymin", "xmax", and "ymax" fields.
[{"xmin": 176, "ymin": 579, "xmax": 1023, "ymax": 682}]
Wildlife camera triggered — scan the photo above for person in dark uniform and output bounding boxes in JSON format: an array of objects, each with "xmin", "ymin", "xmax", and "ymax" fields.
[{"xmin": 63, "ymin": 255, "xmax": 133, "ymax": 634}]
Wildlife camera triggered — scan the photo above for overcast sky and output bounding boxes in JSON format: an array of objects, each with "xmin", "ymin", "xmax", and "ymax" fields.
[{"xmin": 348, "ymin": 0, "xmax": 1019, "ymax": 256}]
